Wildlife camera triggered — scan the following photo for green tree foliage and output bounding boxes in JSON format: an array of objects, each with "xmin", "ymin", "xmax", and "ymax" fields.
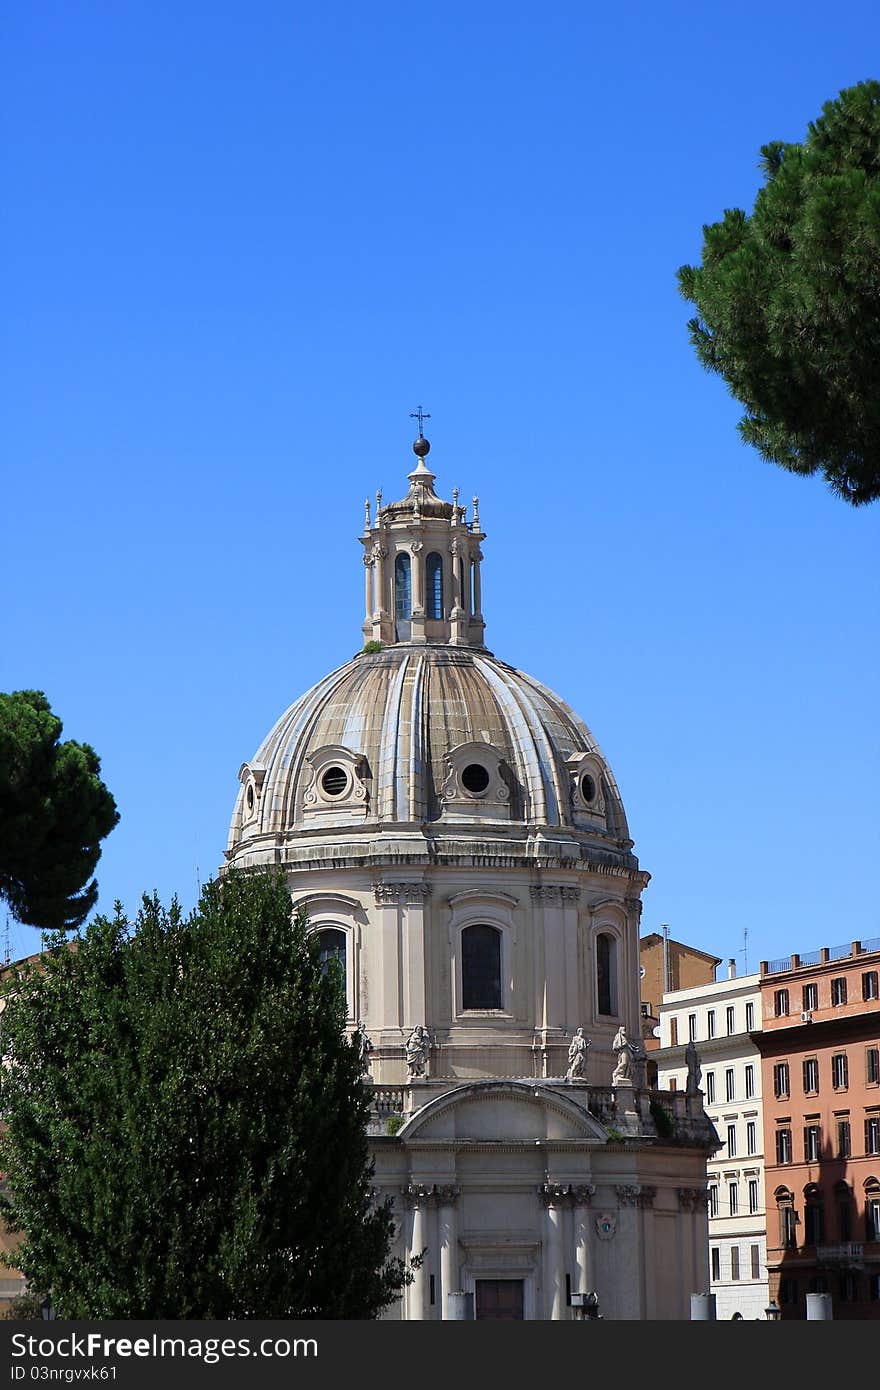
[
  {"xmin": 678, "ymin": 80, "xmax": 880, "ymax": 505},
  {"xmin": 0, "ymin": 868, "xmax": 408, "ymax": 1318},
  {"xmin": 0, "ymin": 691, "xmax": 119, "ymax": 933}
]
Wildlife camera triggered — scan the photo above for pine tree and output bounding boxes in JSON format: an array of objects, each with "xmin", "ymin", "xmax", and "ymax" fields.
[
  {"xmin": 678, "ymin": 80, "xmax": 880, "ymax": 506},
  {"xmin": 0, "ymin": 690, "xmax": 119, "ymax": 933},
  {"xmin": 0, "ymin": 868, "xmax": 407, "ymax": 1318}
]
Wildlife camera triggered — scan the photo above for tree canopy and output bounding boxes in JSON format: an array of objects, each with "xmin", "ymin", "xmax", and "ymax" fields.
[
  {"xmin": 0, "ymin": 691, "xmax": 119, "ymax": 933},
  {"xmin": 678, "ymin": 80, "xmax": 880, "ymax": 506},
  {"xmin": 0, "ymin": 868, "xmax": 408, "ymax": 1318}
]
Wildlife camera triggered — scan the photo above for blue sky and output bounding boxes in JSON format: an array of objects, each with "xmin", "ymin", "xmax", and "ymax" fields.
[{"xmin": 3, "ymin": 2, "xmax": 878, "ymax": 969}]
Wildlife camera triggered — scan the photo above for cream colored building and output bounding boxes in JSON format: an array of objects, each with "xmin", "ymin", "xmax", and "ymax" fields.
[
  {"xmin": 656, "ymin": 968, "xmax": 770, "ymax": 1319},
  {"xmin": 224, "ymin": 431, "xmax": 718, "ymax": 1320}
]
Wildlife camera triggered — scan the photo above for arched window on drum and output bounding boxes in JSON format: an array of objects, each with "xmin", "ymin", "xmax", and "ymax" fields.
[
  {"xmin": 426, "ymin": 552, "xmax": 443, "ymax": 620},
  {"xmin": 596, "ymin": 932, "xmax": 618, "ymax": 1016},
  {"xmin": 316, "ymin": 928, "xmax": 347, "ymax": 994},
  {"xmin": 461, "ymin": 924, "xmax": 502, "ymax": 1010}
]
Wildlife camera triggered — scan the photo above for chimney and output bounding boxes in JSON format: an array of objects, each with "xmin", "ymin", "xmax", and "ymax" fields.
[{"xmin": 727, "ymin": 958, "xmax": 736, "ymax": 980}]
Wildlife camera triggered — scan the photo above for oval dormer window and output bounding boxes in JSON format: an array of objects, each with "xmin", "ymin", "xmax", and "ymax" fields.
[
  {"xmin": 461, "ymin": 763, "xmax": 490, "ymax": 794},
  {"xmin": 321, "ymin": 766, "xmax": 349, "ymax": 797},
  {"xmin": 246, "ymin": 784, "xmax": 255, "ymax": 813},
  {"xmin": 581, "ymin": 773, "xmax": 596, "ymax": 803}
]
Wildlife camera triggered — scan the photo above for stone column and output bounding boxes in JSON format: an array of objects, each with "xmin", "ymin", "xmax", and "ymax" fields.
[
  {"xmin": 539, "ymin": 1184, "xmax": 567, "ymax": 1319},
  {"xmin": 363, "ymin": 554, "xmax": 374, "ymax": 629},
  {"xmin": 404, "ymin": 1185, "xmax": 433, "ymax": 1321},
  {"xmin": 372, "ymin": 542, "xmax": 391, "ymax": 643},
  {"xmin": 469, "ymin": 546, "xmax": 485, "ymax": 645},
  {"xmin": 572, "ymin": 1185, "xmax": 595, "ymax": 1294},
  {"xmin": 449, "ymin": 538, "xmax": 467, "ymax": 644},
  {"xmin": 437, "ymin": 1186, "xmax": 460, "ymax": 1319},
  {"xmin": 410, "ymin": 540, "xmax": 426, "ymax": 643}
]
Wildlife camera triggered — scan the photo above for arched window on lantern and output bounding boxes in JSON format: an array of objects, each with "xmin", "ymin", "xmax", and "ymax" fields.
[
  {"xmin": 461, "ymin": 923, "xmax": 502, "ymax": 1010},
  {"xmin": 395, "ymin": 553, "xmax": 411, "ymax": 617},
  {"xmin": 426, "ymin": 552, "xmax": 443, "ymax": 620}
]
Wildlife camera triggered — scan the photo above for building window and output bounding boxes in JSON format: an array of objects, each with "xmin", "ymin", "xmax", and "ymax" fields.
[
  {"xmin": 802, "ymin": 982, "xmax": 818, "ymax": 1012},
  {"xmin": 863, "ymin": 971, "xmax": 879, "ymax": 1002},
  {"xmin": 751, "ymin": 1244, "xmax": 761, "ymax": 1279},
  {"xmin": 779, "ymin": 1277, "xmax": 798, "ymax": 1305},
  {"xmin": 749, "ymin": 1180, "xmax": 759, "ymax": 1214},
  {"xmin": 866, "ymin": 1116, "xmax": 880, "ymax": 1156},
  {"xmin": 774, "ymin": 989, "xmax": 789, "ymax": 1018},
  {"xmin": 596, "ymin": 933, "xmax": 617, "ymax": 1016},
  {"xmin": 839, "ymin": 1273, "xmax": 858, "ymax": 1302},
  {"xmin": 871, "ymin": 1274, "xmax": 880, "ymax": 1302},
  {"xmin": 729, "ymin": 1182, "xmax": 739, "ymax": 1217},
  {"xmin": 394, "ymin": 552, "xmax": 412, "ymax": 622},
  {"xmin": 867, "ymin": 1047, "xmax": 880, "ymax": 1086},
  {"xmin": 707, "ymin": 1009, "xmax": 716, "ymax": 1038},
  {"xmin": 744, "ymin": 1063, "xmax": 755, "ymax": 1099},
  {"xmin": 709, "ymin": 1184, "xmax": 719, "ymax": 1218},
  {"xmin": 809, "ymin": 1275, "xmax": 828, "ymax": 1294},
  {"xmin": 425, "ymin": 552, "xmax": 444, "ymax": 620},
  {"xmin": 837, "ymin": 1187, "xmax": 853, "ymax": 1242},
  {"xmin": 747, "ymin": 1120, "xmax": 757, "ymax": 1155},
  {"xmin": 776, "ymin": 1129, "xmax": 792, "ymax": 1165},
  {"xmin": 774, "ymin": 1062, "xmax": 790, "ymax": 1099},
  {"xmin": 804, "ymin": 1124, "xmax": 821, "ymax": 1162},
  {"xmin": 837, "ymin": 1118, "xmax": 851, "ymax": 1159},
  {"xmin": 711, "ymin": 1247, "xmax": 721, "ymax": 1281},
  {"xmin": 730, "ymin": 1246, "xmax": 740, "ymax": 1280},
  {"xmin": 866, "ymin": 1188, "xmax": 880, "ymax": 1242},
  {"xmin": 745, "ymin": 1001, "xmax": 755, "ymax": 1031},
  {"xmin": 803, "ymin": 1057, "xmax": 819, "ymax": 1094},
  {"xmin": 316, "ymin": 928, "xmax": 347, "ymax": 988},
  {"xmin": 727, "ymin": 1124, "xmax": 737, "ymax": 1157},
  {"xmin": 706, "ymin": 1071, "xmax": 715, "ymax": 1104},
  {"xmin": 668, "ymin": 1076, "xmax": 677, "ymax": 1092},
  {"xmin": 831, "ymin": 977, "xmax": 847, "ymax": 1007},
  {"xmin": 776, "ymin": 1189, "xmax": 796, "ymax": 1247},
  {"xmin": 461, "ymin": 924, "xmax": 503, "ymax": 1010},
  {"xmin": 803, "ymin": 1189, "xmax": 824, "ymax": 1245},
  {"xmin": 669, "ymin": 1017, "xmax": 678, "ymax": 1046},
  {"xmin": 832, "ymin": 1053, "xmax": 849, "ymax": 1090},
  {"xmin": 688, "ymin": 1013, "xmax": 697, "ymax": 1042},
  {"xmin": 725, "ymin": 1068, "xmax": 735, "ymax": 1102},
  {"xmin": 726, "ymin": 1005, "xmax": 735, "ymax": 1035}
]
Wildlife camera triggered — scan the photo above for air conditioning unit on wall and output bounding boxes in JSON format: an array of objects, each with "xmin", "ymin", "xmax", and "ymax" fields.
[{"xmin": 801, "ymin": 1010, "xmax": 813, "ymax": 1022}]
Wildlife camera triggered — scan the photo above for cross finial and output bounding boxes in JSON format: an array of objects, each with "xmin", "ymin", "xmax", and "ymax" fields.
[{"xmin": 409, "ymin": 405, "xmax": 431, "ymax": 438}]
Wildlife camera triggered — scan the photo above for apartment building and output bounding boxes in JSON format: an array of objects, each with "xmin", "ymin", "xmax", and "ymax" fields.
[
  {"xmin": 640, "ymin": 932, "xmax": 721, "ymax": 1053},
  {"xmin": 656, "ymin": 966, "xmax": 769, "ymax": 1319},
  {"xmin": 756, "ymin": 935, "xmax": 880, "ymax": 1320}
]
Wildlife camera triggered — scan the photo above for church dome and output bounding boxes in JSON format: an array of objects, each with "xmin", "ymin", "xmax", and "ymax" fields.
[
  {"xmin": 226, "ymin": 432, "xmax": 636, "ymax": 874},
  {"xmin": 227, "ymin": 644, "xmax": 630, "ymax": 855}
]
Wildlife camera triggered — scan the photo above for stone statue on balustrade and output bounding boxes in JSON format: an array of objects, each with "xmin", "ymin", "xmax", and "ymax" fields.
[
  {"xmin": 355, "ymin": 1021, "xmax": 374, "ymax": 1077},
  {"xmin": 611, "ymin": 1024, "xmax": 633, "ymax": 1085},
  {"xmin": 405, "ymin": 1024, "xmax": 432, "ymax": 1080},
  {"xmin": 565, "ymin": 1027, "xmax": 591, "ymax": 1082}
]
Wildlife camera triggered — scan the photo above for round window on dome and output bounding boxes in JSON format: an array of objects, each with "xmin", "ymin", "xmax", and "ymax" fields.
[
  {"xmin": 461, "ymin": 763, "xmax": 490, "ymax": 795},
  {"xmin": 246, "ymin": 784, "xmax": 255, "ymax": 813},
  {"xmin": 321, "ymin": 766, "xmax": 349, "ymax": 798},
  {"xmin": 581, "ymin": 773, "xmax": 596, "ymax": 804}
]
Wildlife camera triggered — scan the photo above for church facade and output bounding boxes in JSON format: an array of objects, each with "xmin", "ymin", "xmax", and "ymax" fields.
[{"xmin": 224, "ymin": 431, "xmax": 718, "ymax": 1319}]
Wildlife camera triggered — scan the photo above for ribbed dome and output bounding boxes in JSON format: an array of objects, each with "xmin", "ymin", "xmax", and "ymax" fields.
[{"xmin": 227, "ymin": 645, "xmax": 631, "ymax": 856}]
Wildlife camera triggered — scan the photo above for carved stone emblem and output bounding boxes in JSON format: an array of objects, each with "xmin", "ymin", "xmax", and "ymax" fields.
[{"xmin": 595, "ymin": 1212, "xmax": 617, "ymax": 1241}]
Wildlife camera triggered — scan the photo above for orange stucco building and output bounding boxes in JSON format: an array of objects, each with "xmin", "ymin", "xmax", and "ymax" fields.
[{"xmin": 755, "ymin": 935, "xmax": 880, "ymax": 1319}]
